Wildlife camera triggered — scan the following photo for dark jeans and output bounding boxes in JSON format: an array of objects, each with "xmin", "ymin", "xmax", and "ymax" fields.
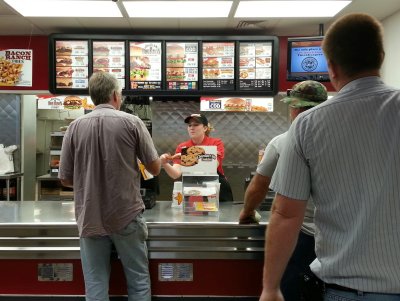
[{"xmin": 281, "ymin": 230, "xmax": 316, "ymax": 301}]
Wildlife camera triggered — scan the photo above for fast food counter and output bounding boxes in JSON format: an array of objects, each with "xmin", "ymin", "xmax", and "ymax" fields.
[{"xmin": 0, "ymin": 201, "xmax": 268, "ymax": 299}]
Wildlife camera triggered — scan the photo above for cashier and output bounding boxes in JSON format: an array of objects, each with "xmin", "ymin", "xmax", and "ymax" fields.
[{"xmin": 160, "ymin": 113, "xmax": 234, "ymax": 202}]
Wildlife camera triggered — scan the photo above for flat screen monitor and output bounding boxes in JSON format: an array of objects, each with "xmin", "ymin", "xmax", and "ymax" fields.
[{"xmin": 287, "ymin": 36, "xmax": 330, "ymax": 82}]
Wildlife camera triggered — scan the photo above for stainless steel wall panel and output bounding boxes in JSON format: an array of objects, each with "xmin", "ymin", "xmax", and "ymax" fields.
[{"xmin": 0, "ymin": 94, "xmax": 21, "ymax": 171}]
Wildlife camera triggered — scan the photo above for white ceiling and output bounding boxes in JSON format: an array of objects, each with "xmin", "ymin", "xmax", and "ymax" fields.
[{"xmin": 1, "ymin": 0, "xmax": 400, "ymax": 37}]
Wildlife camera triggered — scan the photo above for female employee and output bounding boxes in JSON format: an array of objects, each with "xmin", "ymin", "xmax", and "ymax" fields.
[{"xmin": 160, "ymin": 113, "xmax": 234, "ymax": 202}]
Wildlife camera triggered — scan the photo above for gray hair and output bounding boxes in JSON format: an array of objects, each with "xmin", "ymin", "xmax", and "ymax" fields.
[{"xmin": 88, "ymin": 72, "xmax": 121, "ymax": 105}]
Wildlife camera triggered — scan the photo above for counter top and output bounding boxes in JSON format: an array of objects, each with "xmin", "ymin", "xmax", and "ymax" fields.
[
  {"xmin": 0, "ymin": 201, "xmax": 268, "ymax": 260},
  {"xmin": 0, "ymin": 200, "xmax": 269, "ymax": 226}
]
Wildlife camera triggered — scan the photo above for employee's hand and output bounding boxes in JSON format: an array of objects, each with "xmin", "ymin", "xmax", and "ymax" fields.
[
  {"xmin": 160, "ymin": 153, "xmax": 172, "ymax": 165},
  {"xmin": 170, "ymin": 153, "xmax": 181, "ymax": 159},
  {"xmin": 160, "ymin": 153, "xmax": 181, "ymax": 165}
]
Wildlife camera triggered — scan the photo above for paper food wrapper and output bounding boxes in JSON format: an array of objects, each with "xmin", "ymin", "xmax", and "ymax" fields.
[{"xmin": 138, "ymin": 159, "xmax": 154, "ymax": 180}]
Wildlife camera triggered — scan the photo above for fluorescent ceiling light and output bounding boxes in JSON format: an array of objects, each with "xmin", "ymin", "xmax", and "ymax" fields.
[
  {"xmin": 4, "ymin": 0, "xmax": 122, "ymax": 17},
  {"xmin": 124, "ymin": 1, "xmax": 233, "ymax": 18},
  {"xmin": 235, "ymin": 1, "xmax": 351, "ymax": 18}
]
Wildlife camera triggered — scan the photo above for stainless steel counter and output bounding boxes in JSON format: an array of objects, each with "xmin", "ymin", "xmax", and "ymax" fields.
[{"xmin": 0, "ymin": 201, "xmax": 269, "ymax": 259}]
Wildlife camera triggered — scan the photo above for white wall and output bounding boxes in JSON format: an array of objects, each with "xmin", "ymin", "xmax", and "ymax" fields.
[{"xmin": 381, "ymin": 10, "xmax": 400, "ymax": 88}]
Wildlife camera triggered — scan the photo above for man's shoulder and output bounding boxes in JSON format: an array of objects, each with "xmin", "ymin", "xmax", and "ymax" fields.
[{"xmin": 268, "ymin": 132, "xmax": 288, "ymax": 148}]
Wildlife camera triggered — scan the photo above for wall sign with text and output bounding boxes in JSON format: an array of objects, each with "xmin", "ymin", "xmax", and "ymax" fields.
[
  {"xmin": 200, "ymin": 97, "xmax": 273, "ymax": 112},
  {"xmin": 0, "ymin": 49, "xmax": 32, "ymax": 87}
]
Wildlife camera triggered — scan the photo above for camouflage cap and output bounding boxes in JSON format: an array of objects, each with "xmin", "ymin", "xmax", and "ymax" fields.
[{"xmin": 281, "ymin": 80, "xmax": 328, "ymax": 108}]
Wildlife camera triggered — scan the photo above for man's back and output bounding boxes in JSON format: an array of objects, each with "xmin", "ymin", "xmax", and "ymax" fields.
[
  {"xmin": 271, "ymin": 76, "xmax": 400, "ymax": 292},
  {"xmin": 60, "ymin": 104, "xmax": 158, "ymax": 237}
]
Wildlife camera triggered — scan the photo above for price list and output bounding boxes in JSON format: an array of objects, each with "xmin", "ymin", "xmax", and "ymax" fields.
[
  {"xmin": 239, "ymin": 42, "xmax": 273, "ymax": 91},
  {"xmin": 166, "ymin": 42, "xmax": 198, "ymax": 91},
  {"xmin": 55, "ymin": 40, "xmax": 89, "ymax": 89},
  {"xmin": 130, "ymin": 42, "xmax": 162, "ymax": 90},
  {"xmin": 93, "ymin": 41, "xmax": 125, "ymax": 89},
  {"xmin": 202, "ymin": 42, "xmax": 235, "ymax": 91}
]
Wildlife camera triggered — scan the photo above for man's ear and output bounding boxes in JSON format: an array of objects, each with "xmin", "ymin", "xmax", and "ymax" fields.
[{"xmin": 327, "ymin": 59, "xmax": 337, "ymax": 79}]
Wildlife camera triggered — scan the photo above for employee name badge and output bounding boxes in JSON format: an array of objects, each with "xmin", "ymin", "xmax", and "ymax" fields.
[{"xmin": 180, "ymin": 145, "xmax": 217, "ymax": 176}]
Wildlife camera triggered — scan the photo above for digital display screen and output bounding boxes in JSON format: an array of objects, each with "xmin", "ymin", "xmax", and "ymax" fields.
[{"xmin": 287, "ymin": 37, "xmax": 330, "ymax": 82}]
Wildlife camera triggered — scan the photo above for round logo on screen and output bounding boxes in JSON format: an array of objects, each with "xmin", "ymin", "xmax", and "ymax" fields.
[{"xmin": 301, "ymin": 57, "xmax": 318, "ymax": 72}]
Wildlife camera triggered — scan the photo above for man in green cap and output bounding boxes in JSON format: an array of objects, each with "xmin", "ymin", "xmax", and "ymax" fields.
[{"xmin": 239, "ymin": 80, "xmax": 327, "ymax": 301}]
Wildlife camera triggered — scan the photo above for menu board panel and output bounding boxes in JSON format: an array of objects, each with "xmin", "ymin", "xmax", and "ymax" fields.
[
  {"xmin": 49, "ymin": 34, "xmax": 278, "ymax": 96},
  {"xmin": 239, "ymin": 42, "xmax": 273, "ymax": 91},
  {"xmin": 92, "ymin": 41, "xmax": 125, "ymax": 89},
  {"xmin": 202, "ymin": 42, "xmax": 235, "ymax": 91},
  {"xmin": 55, "ymin": 40, "xmax": 89, "ymax": 89},
  {"xmin": 130, "ymin": 42, "xmax": 162, "ymax": 90},
  {"xmin": 166, "ymin": 42, "xmax": 198, "ymax": 91}
]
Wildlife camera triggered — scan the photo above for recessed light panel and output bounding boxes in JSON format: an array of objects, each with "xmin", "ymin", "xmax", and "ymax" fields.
[
  {"xmin": 235, "ymin": 1, "xmax": 351, "ymax": 18},
  {"xmin": 4, "ymin": 0, "xmax": 122, "ymax": 17},
  {"xmin": 124, "ymin": 1, "xmax": 233, "ymax": 18}
]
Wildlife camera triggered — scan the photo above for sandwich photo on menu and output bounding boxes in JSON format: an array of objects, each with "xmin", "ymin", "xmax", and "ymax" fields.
[
  {"xmin": 130, "ymin": 45, "xmax": 151, "ymax": 81},
  {"xmin": 130, "ymin": 56, "xmax": 151, "ymax": 80},
  {"xmin": 166, "ymin": 44, "xmax": 186, "ymax": 68},
  {"xmin": 224, "ymin": 98, "xmax": 246, "ymax": 111}
]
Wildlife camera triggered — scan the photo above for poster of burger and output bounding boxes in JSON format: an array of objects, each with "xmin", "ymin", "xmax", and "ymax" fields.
[
  {"xmin": 202, "ymin": 42, "xmax": 235, "ymax": 91},
  {"xmin": 92, "ymin": 41, "xmax": 125, "ymax": 89},
  {"xmin": 55, "ymin": 40, "xmax": 89, "ymax": 89},
  {"xmin": 37, "ymin": 95, "xmax": 95, "ymax": 111},
  {"xmin": 239, "ymin": 41, "xmax": 273, "ymax": 91},
  {"xmin": 166, "ymin": 42, "xmax": 198, "ymax": 91},
  {"xmin": 200, "ymin": 97, "xmax": 273, "ymax": 112},
  {"xmin": 129, "ymin": 42, "xmax": 162, "ymax": 90}
]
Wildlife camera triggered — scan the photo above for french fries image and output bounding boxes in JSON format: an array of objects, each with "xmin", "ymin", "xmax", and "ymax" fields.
[{"xmin": 0, "ymin": 58, "xmax": 23, "ymax": 85}]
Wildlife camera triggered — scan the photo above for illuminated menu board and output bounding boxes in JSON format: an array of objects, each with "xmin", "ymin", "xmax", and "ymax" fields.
[
  {"xmin": 92, "ymin": 41, "xmax": 125, "ymax": 89},
  {"xmin": 239, "ymin": 42, "xmax": 273, "ymax": 91},
  {"xmin": 130, "ymin": 42, "xmax": 162, "ymax": 90},
  {"xmin": 202, "ymin": 42, "xmax": 235, "ymax": 91},
  {"xmin": 55, "ymin": 40, "xmax": 89, "ymax": 89},
  {"xmin": 166, "ymin": 42, "xmax": 198, "ymax": 91},
  {"xmin": 50, "ymin": 34, "xmax": 278, "ymax": 96}
]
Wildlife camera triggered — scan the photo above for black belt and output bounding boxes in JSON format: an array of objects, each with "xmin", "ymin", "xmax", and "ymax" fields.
[{"xmin": 325, "ymin": 283, "xmax": 362, "ymax": 294}]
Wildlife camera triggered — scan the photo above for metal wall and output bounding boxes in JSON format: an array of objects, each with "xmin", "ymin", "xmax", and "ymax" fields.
[
  {"xmin": 152, "ymin": 96, "xmax": 289, "ymax": 202},
  {"xmin": 0, "ymin": 94, "xmax": 21, "ymax": 171}
]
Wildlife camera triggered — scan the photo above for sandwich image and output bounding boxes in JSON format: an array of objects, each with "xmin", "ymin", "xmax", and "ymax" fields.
[
  {"xmin": 93, "ymin": 57, "xmax": 109, "ymax": 68},
  {"xmin": 166, "ymin": 44, "xmax": 186, "ymax": 68},
  {"xmin": 203, "ymin": 69, "xmax": 220, "ymax": 79},
  {"xmin": 93, "ymin": 45, "xmax": 110, "ymax": 56},
  {"xmin": 56, "ymin": 46, "xmax": 72, "ymax": 56},
  {"xmin": 56, "ymin": 67, "xmax": 74, "ymax": 78},
  {"xmin": 56, "ymin": 78, "xmax": 73, "ymax": 88},
  {"xmin": 56, "ymin": 56, "xmax": 73, "ymax": 66},
  {"xmin": 166, "ymin": 68, "xmax": 185, "ymax": 81},
  {"xmin": 224, "ymin": 98, "xmax": 246, "ymax": 111},
  {"xmin": 63, "ymin": 96, "xmax": 82, "ymax": 110},
  {"xmin": 130, "ymin": 45, "xmax": 144, "ymax": 57},
  {"xmin": 130, "ymin": 56, "xmax": 151, "ymax": 80},
  {"xmin": 203, "ymin": 57, "xmax": 219, "ymax": 68}
]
